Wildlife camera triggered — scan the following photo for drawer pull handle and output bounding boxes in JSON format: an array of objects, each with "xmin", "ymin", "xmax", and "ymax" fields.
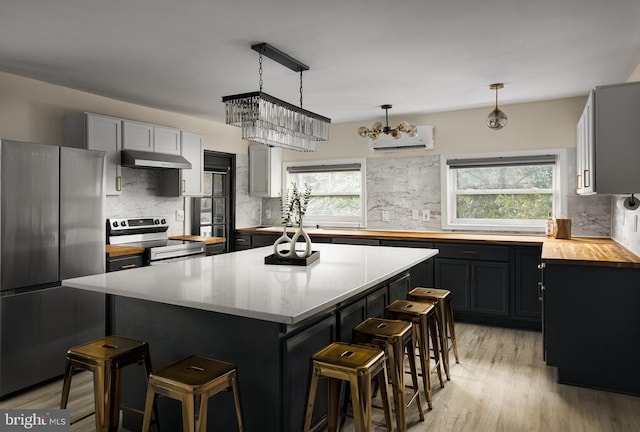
[
  {"xmin": 462, "ymin": 250, "xmax": 478, "ymax": 254},
  {"xmin": 121, "ymin": 264, "xmax": 137, "ymax": 269},
  {"xmin": 236, "ymin": 238, "xmax": 247, "ymax": 243}
]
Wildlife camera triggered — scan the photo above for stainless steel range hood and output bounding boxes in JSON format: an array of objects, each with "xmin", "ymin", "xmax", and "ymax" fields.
[{"xmin": 121, "ymin": 149, "xmax": 191, "ymax": 169}]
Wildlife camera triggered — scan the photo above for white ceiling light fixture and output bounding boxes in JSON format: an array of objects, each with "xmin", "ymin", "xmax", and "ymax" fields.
[
  {"xmin": 222, "ymin": 43, "xmax": 331, "ymax": 152},
  {"xmin": 486, "ymin": 83, "xmax": 507, "ymax": 130},
  {"xmin": 357, "ymin": 105, "xmax": 417, "ymax": 140}
]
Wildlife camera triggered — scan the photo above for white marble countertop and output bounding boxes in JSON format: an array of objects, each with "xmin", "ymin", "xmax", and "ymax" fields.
[{"xmin": 63, "ymin": 243, "xmax": 438, "ymax": 324}]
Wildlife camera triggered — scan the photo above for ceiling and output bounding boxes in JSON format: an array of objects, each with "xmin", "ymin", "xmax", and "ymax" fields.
[{"xmin": 1, "ymin": 0, "xmax": 639, "ymax": 124}]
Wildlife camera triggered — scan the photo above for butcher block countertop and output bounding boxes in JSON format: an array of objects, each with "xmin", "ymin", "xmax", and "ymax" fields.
[
  {"xmin": 105, "ymin": 244, "xmax": 144, "ymax": 258},
  {"xmin": 238, "ymin": 227, "xmax": 640, "ymax": 268},
  {"xmin": 169, "ymin": 235, "xmax": 226, "ymax": 245}
]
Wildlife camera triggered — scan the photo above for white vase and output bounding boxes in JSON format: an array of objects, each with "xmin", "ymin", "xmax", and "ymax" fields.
[
  {"xmin": 273, "ymin": 226, "xmax": 293, "ymax": 258},
  {"xmin": 291, "ymin": 223, "xmax": 312, "ymax": 258}
]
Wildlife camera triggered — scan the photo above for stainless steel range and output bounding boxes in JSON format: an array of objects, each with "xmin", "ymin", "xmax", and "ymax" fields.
[{"xmin": 107, "ymin": 217, "xmax": 205, "ymax": 264}]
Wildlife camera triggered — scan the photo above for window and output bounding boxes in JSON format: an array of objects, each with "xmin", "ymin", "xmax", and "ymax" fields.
[
  {"xmin": 441, "ymin": 151, "xmax": 567, "ymax": 232},
  {"xmin": 284, "ymin": 160, "xmax": 366, "ymax": 227}
]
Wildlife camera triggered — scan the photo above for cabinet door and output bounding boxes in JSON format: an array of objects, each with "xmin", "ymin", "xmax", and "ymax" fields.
[
  {"xmin": 122, "ymin": 120, "xmax": 154, "ymax": 151},
  {"xmin": 180, "ymin": 131, "xmax": 203, "ymax": 196},
  {"xmin": 471, "ymin": 261, "xmax": 509, "ymax": 316},
  {"xmin": 337, "ymin": 297, "xmax": 367, "ymax": 342},
  {"xmin": 513, "ymin": 247, "xmax": 542, "ymax": 321},
  {"xmin": 154, "ymin": 126, "xmax": 181, "ymax": 155},
  {"xmin": 388, "ymin": 273, "xmax": 411, "ymax": 303},
  {"xmin": 282, "ymin": 315, "xmax": 336, "ymax": 432},
  {"xmin": 435, "ymin": 258, "xmax": 470, "ymax": 311},
  {"xmin": 249, "ymin": 144, "xmax": 282, "ymax": 197},
  {"xmin": 366, "ymin": 286, "xmax": 388, "ymax": 319},
  {"xmin": 86, "ymin": 114, "xmax": 122, "ymax": 195},
  {"xmin": 577, "ymin": 91, "xmax": 595, "ymax": 195}
]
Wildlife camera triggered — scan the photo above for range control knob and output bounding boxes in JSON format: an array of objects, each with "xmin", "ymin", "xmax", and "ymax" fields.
[
  {"xmin": 161, "ymin": 218, "xmax": 167, "ymax": 224},
  {"xmin": 154, "ymin": 219, "xmax": 160, "ymax": 225},
  {"xmin": 121, "ymin": 221, "xmax": 127, "ymax": 227},
  {"xmin": 112, "ymin": 221, "xmax": 119, "ymax": 228}
]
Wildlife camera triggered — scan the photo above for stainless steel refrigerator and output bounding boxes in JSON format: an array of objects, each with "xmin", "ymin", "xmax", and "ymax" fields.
[{"xmin": 0, "ymin": 140, "xmax": 106, "ymax": 397}]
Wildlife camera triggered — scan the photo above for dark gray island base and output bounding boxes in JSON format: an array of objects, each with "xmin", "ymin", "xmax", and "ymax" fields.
[{"xmin": 115, "ymin": 271, "xmax": 414, "ymax": 432}]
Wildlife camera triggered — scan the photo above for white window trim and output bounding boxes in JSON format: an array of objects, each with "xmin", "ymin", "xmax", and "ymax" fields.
[
  {"xmin": 440, "ymin": 149, "xmax": 568, "ymax": 233},
  {"xmin": 282, "ymin": 158, "xmax": 367, "ymax": 228}
]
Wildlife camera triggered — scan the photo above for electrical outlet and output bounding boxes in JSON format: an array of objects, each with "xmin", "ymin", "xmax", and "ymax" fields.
[
  {"xmin": 422, "ymin": 209, "xmax": 431, "ymax": 222},
  {"xmin": 412, "ymin": 210, "xmax": 419, "ymax": 221},
  {"xmin": 382, "ymin": 211, "xmax": 390, "ymax": 222},
  {"xmin": 175, "ymin": 209, "xmax": 184, "ymax": 222}
]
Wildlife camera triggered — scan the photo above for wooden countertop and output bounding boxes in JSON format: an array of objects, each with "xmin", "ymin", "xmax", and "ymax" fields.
[
  {"xmin": 541, "ymin": 238, "xmax": 640, "ymax": 268},
  {"xmin": 238, "ymin": 227, "xmax": 640, "ymax": 268},
  {"xmin": 105, "ymin": 244, "xmax": 144, "ymax": 258},
  {"xmin": 169, "ymin": 235, "xmax": 226, "ymax": 245}
]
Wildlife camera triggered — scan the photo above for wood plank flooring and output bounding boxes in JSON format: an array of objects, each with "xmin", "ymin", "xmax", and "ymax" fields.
[{"xmin": 1, "ymin": 323, "xmax": 639, "ymax": 431}]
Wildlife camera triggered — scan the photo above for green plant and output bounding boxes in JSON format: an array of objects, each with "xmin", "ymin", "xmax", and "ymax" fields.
[{"xmin": 282, "ymin": 182, "xmax": 311, "ymax": 226}]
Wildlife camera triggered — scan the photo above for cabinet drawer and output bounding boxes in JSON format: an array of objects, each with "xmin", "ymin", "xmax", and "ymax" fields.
[
  {"xmin": 107, "ymin": 254, "xmax": 144, "ymax": 272},
  {"xmin": 234, "ymin": 233, "xmax": 252, "ymax": 250},
  {"xmin": 434, "ymin": 243, "xmax": 509, "ymax": 262}
]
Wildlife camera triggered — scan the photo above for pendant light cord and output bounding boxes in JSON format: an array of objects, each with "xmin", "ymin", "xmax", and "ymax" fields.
[
  {"xmin": 300, "ymin": 71, "xmax": 304, "ymax": 108},
  {"xmin": 258, "ymin": 53, "xmax": 264, "ymax": 92}
]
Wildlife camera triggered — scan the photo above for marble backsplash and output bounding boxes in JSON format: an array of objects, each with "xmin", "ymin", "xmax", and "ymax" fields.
[
  {"xmin": 106, "ymin": 167, "xmax": 184, "ymax": 235},
  {"xmin": 262, "ymin": 150, "xmax": 612, "ymax": 237},
  {"xmin": 235, "ymin": 154, "xmax": 262, "ymax": 228},
  {"xmin": 611, "ymin": 194, "xmax": 640, "ymax": 256}
]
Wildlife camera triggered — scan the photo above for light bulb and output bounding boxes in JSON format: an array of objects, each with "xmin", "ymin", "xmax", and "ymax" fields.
[
  {"xmin": 407, "ymin": 125, "xmax": 418, "ymax": 137},
  {"xmin": 357, "ymin": 126, "xmax": 370, "ymax": 137},
  {"xmin": 372, "ymin": 122, "xmax": 383, "ymax": 133},
  {"xmin": 390, "ymin": 129, "xmax": 401, "ymax": 139},
  {"xmin": 397, "ymin": 121, "xmax": 410, "ymax": 132}
]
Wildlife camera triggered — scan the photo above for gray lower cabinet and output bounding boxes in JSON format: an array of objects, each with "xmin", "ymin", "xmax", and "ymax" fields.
[
  {"xmin": 544, "ymin": 263, "xmax": 640, "ymax": 395},
  {"xmin": 435, "ymin": 242, "xmax": 512, "ymax": 324},
  {"xmin": 107, "ymin": 254, "xmax": 144, "ymax": 272},
  {"xmin": 282, "ymin": 314, "xmax": 336, "ymax": 432},
  {"xmin": 513, "ymin": 247, "xmax": 543, "ymax": 322}
]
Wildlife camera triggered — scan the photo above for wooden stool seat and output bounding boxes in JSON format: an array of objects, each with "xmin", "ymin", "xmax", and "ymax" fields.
[
  {"xmin": 408, "ymin": 287, "xmax": 460, "ymax": 380},
  {"xmin": 353, "ymin": 318, "xmax": 424, "ymax": 432},
  {"xmin": 303, "ymin": 342, "xmax": 395, "ymax": 432},
  {"xmin": 384, "ymin": 300, "xmax": 444, "ymax": 409},
  {"xmin": 60, "ymin": 335, "xmax": 156, "ymax": 432},
  {"xmin": 141, "ymin": 355, "xmax": 244, "ymax": 432}
]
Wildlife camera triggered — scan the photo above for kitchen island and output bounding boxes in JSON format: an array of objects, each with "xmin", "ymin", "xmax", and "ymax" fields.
[{"xmin": 63, "ymin": 243, "xmax": 438, "ymax": 431}]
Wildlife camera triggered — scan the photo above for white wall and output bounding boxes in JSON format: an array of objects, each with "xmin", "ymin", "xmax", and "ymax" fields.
[
  {"xmin": 0, "ymin": 71, "xmax": 247, "ymax": 154},
  {"xmin": 0, "ymin": 71, "xmax": 262, "ymax": 235},
  {"xmin": 283, "ymin": 96, "xmax": 586, "ymax": 162}
]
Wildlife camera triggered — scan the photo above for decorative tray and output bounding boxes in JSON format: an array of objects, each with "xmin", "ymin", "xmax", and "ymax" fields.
[{"xmin": 264, "ymin": 250, "xmax": 320, "ymax": 266}]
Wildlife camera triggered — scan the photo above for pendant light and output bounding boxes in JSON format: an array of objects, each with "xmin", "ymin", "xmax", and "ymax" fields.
[
  {"xmin": 486, "ymin": 83, "xmax": 507, "ymax": 130},
  {"xmin": 357, "ymin": 105, "xmax": 417, "ymax": 140},
  {"xmin": 222, "ymin": 43, "xmax": 331, "ymax": 152}
]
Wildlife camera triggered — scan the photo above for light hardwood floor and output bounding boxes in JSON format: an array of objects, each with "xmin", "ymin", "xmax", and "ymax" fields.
[{"xmin": 1, "ymin": 323, "xmax": 639, "ymax": 431}]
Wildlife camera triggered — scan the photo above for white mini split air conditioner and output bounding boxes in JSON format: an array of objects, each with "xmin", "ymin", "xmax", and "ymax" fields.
[{"xmin": 370, "ymin": 125, "xmax": 435, "ymax": 152}]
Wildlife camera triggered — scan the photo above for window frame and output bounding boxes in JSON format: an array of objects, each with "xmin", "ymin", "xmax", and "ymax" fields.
[
  {"xmin": 282, "ymin": 158, "xmax": 367, "ymax": 228},
  {"xmin": 440, "ymin": 149, "xmax": 568, "ymax": 232}
]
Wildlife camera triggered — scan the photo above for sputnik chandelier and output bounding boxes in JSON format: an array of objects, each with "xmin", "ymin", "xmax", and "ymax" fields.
[
  {"xmin": 486, "ymin": 83, "xmax": 507, "ymax": 130},
  {"xmin": 357, "ymin": 105, "xmax": 417, "ymax": 140},
  {"xmin": 222, "ymin": 43, "xmax": 331, "ymax": 152}
]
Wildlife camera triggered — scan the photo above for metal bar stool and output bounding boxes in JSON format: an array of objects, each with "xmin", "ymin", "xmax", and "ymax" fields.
[
  {"xmin": 141, "ymin": 355, "xmax": 244, "ymax": 432},
  {"xmin": 384, "ymin": 300, "xmax": 444, "ymax": 409},
  {"xmin": 408, "ymin": 288, "xmax": 460, "ymax": 380},
  {"xmin": 303, "ymin": 342, "xmax": 395, "ymax": 432},
  {"xmin": 60, "ymin": 335, "xmax": 158, "ymax": 432},
  {"xmin": 352, "ymin": 318, "xmax": 424, "ymax": 432}
]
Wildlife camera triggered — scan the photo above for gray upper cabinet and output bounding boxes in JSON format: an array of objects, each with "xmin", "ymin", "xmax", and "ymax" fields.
[
  {"xmin": 161, "ymin": 131, "xmax": 204, "ymax": 197},
  {"xmin": 122, "ymin": 121, "xmax": 181, "ymax": 155},
  {"xmin": 577, "ymin": 81, "xmax": 640, "ymax": 194},
  {"xmin": 65, "ymin": 113, "xmax": 122, "ymax": 195},
  {"xmin": 122, "ymin": 120, "xmax": 154, "ymax": 152},
  {"xmin": 249, "ymin": 143, "xmax": 282, "ymax": 197}
]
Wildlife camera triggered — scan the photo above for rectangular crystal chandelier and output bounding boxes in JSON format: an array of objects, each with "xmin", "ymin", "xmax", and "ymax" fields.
[{"xmin": 222, "ymin": 43, "xmax": 331, "ymax": 152}]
